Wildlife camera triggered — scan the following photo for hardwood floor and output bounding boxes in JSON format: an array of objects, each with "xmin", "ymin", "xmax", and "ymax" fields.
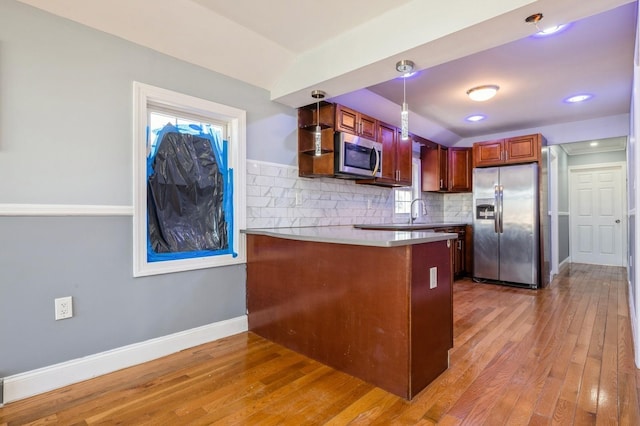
[{"xmin": 1, "ymin": 263, "xmax": 639, "ymax": 425}]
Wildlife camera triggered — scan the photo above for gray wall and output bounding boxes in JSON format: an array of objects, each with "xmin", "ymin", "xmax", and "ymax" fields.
[
  {"xmin": 0, "ymin": 0, "xmax": 296, "ymax": 376},
  {"xmin": 558, "ymin": 215, "xmax": 570, "ymax": 263}
]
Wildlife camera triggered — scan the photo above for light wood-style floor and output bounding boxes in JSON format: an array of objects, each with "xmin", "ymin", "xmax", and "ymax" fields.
[{"xmin": 1, "ymin": 263, "xmax": 639, "ymax": 425}]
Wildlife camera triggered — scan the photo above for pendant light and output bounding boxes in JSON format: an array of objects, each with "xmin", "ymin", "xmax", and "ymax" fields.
[
  {"xmin": 396, "ymin": 60, "xmax": 414, "ymax": 141},
  {"xmin": 311, "ymin": 90, "xmax": 326, "ymax": 156}
]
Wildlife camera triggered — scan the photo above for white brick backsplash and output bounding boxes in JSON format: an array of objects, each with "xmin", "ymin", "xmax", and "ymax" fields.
[
  {"xmin": 245, "ymin": 160, "xmax": 472, "ymax": 229},
  {"xmin": 263, "ymin": 186, "xmax": 286, "ymax": 198},
  {"xmin": 246, "ymin": 196, "xmax": 271, "ymax": 208},
  {"xmin": 253, "ymin": 175, "xmax": 276, "ymax": 187},
  {"xmin": 273, "ymin": 177, "xmax": 296, "ymax": 188},
  {"xmin": 247, "ymin": 162, "xmax": 261, "ymax": 175}
]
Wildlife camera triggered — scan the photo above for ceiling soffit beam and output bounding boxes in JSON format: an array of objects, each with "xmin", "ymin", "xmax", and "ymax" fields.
[
  {"xmin": 269, "ymin": 0, "xmax": 536, "ymax": 107},
  {"xmin": 271, "ymin": 0, "xmax": 635, "ymax": 108}
]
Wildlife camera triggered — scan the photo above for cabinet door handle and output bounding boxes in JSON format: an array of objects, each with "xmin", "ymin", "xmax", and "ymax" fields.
[{"xmin": 440, "ymin": 179, "xmax": 443, "ymax": 188}]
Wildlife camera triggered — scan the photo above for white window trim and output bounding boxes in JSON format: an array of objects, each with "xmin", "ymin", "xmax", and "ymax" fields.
[
  {"xmin": 394, "ymin": 155, "xmax": 422, "ymax": 221},
  {"xmin": 132, "ymin": 82, "xmax": 246, "ymax": 277}
]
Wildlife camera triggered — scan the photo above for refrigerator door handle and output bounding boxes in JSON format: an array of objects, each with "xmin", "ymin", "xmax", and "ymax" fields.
[
  {"xmin": 498, "ymin": 185, "xmax": 504, "ymax": 233},
  {"xmin": 494, "ymin": 185, "xmax": 500, "ymax": 233}
]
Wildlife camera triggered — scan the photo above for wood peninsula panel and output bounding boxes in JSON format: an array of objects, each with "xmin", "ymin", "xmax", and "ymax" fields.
[{"xmin": 246, "ymin": 234, "xmax": 452, "ymax": 399}]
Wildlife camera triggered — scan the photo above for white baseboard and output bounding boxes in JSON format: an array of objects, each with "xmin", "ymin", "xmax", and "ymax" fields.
[{"xmin": 2, "ymin": 316, "xmax": 248, "ymax": 404}]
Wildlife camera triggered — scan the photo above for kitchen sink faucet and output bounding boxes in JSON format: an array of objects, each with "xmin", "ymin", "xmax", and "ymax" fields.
[{"xmin": 409, "ymin": 198, "xmax": 428, "ymax": 224}]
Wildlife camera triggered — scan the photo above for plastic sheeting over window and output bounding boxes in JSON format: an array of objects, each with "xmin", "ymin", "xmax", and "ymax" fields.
[{"xmin": 146, "ymin": 123, "xmax": 235, "ymax": 262}]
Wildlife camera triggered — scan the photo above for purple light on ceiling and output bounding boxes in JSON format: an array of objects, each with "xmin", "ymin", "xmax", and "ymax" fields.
[
  {"xmin": 466, "ymin": 114, "xmax": 486, "ymax": 122},
  {"xmin": 532, "ymin": 23, "xmax": 571, "ymax": 38},
  {"xmin": 564, "ymin": 94, "xmax": 593, "ymax": 103}
]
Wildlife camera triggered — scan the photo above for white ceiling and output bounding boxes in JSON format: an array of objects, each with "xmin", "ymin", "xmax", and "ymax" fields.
[
  {"xmin": 191, "ymin": 0, "xmax": 415, "ymax": 54},
  {"xmin": 18, "ymin": 0, "xmax": 636, "ymax": 150}
]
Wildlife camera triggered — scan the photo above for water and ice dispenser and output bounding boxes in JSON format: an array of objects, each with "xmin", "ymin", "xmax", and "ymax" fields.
[{"xmin": 475, "ymin": 198, "xmax": 495, "ymax": 220}]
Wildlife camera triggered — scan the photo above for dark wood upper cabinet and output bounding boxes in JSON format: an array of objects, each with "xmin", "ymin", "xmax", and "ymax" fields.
[
  {"xmin": 448, "ymin": 148, "xmax": 473, "ymax": 192},
  {"xmin": 358, "ymin": 122, "xmax": 412, "ymax": 187},
  {"xmin": 504, "ymin": 134, "xmax": 541, "ymax": 164},
  {"xmin": 421, "ymin": 143, "xmax": 471, "ymax": 193},
  {"xmin": 420, "ymin": 141, "xmax": 442, "ymax": 191},
  {"xmin": 297, "ymin": 102, "xmax": 336, "ymax": 177},
  {"xmin": 395, "ymin": 130, "xmax": 413, "ymax": 185},
  {"xmin": 473, "ymin": 134, "xmax": 543, "ymax": 168},
  {"xmin": 335, "ymin": 104, "xmax": 377, "ymax": 140},
  {"xmin": 472, "ymin": 140, "xmax": 503, "ymax": 167}
]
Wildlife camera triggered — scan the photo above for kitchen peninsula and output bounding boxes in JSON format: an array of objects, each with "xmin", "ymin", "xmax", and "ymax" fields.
[{"xmin": 244, "ymin": 226, "xmax": 457, "ymax": 399}]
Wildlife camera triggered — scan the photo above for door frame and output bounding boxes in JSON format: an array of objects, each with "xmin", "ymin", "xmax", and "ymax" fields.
[
  {"xmin": 549, "ymin": 147, "xmax": 559, "ymax": 278},
  {"xmin": 568, "ymin": 161, "xmax": 627, "ymax": 267}
]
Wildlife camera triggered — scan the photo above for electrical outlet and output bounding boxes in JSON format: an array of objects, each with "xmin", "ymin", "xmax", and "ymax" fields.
[
  {"xmin": 430, "ymin": 267, "xmax": 437, "ymax": 289},
  {"xmin": 295, "ymin": 191, "xmax": 302, "ymax": 206},
  {"xmin": 55, "ymin": 296, "xmax": 73, "ymax": 320}
]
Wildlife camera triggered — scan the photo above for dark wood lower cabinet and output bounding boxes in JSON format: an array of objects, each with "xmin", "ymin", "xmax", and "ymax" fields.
[
  {"xmin": 246, "ymin": 235, "xmax": 453, "ymax": 400},
  {"xmin": 431, "ymin": 226, "xmax": 472, "ymax": 279},
  {"xmin": 464, "ymin": 224, "xmax": 473, "ymax": 277}
]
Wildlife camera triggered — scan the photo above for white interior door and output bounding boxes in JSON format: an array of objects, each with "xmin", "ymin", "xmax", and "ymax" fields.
[{"xmin": 569, "ymin": 163, "xmax": 626, "ymax": 266}]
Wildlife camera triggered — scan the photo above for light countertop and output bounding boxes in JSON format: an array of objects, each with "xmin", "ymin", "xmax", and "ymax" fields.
[
  {"xmin": 353, "ymin": 222, "xmax": 469, "ymax": 231},
  {"xmin": 242, "ymin": 225, "xmax": 458, "ymax": 247}
]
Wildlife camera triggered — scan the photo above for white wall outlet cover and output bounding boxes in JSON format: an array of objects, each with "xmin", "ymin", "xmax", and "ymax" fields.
[
  {"xmin": 429, "ymin": 267, "xmax": 437, "ymax": 289},
  {"xmin": 55, "ymin": 296, "xmax": 73, "ymax": 320}
]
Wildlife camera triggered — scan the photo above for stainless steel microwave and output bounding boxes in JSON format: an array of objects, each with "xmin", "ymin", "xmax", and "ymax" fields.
[{"xmin": 334, "ymin": 132, "xmax": 383, "ymax": 179}]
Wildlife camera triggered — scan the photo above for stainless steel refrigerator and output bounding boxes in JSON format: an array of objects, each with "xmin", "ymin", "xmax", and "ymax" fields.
[{"xmin": 473, "ymin": 163, "xmax": 541, "ymax": 288}]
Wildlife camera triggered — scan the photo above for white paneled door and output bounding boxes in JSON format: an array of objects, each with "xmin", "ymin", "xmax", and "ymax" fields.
[{"xmin": 569, "ymin": 163, "xmax": 625, "ymax": 266}]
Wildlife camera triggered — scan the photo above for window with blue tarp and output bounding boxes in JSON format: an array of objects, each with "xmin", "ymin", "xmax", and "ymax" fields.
[{"xmin": 146, "ymin": 114, "xmax": 235, "ymax": 262}]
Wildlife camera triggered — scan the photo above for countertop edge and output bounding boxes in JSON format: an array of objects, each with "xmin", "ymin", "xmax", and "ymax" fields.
[{"xmin": 242, "ymin": 226, "xmax": 458, "ymax": 247}]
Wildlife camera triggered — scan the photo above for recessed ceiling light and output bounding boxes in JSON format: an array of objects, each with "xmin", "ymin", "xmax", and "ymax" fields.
[
  {"xmin": 534, "ymin": 24, "xmax": 570, "ymax": 37},
  {"xmin": 565, "ymin": 94, "xmax": 593, "ymax": 103},
  {"xmin": 466, "ymin": 85, "xmax": 499, "ymax": 102},
  {"xmin": 590, "ymin": 141, "xmax": 599, "ymax": 147},
  {"xmin": 466, "ymin": 114, "xmax": 486, "ymax": 122},
  {"xmin": 399, "ymin": 71, "xmax": 418, "ymax": 79}
]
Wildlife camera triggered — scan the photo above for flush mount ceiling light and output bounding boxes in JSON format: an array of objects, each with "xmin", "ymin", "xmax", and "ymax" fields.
[
  {"xmin": 565, "ymin": 94, "xmax": 593, "ymax": 103},
  {"xmin": 311, "ymin": 90, "xmax": 326, "ymax": 156},
  {"xmin": 466, "ymin": 85, "xmax": 499, "ymax": 102},
  {"xmin": 396, "ymin": 60, "xmax": 415, "ymax": 140}
]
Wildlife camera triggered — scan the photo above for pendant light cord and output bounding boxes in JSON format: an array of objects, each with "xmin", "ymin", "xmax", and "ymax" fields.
[{"xmin": 403, "ymin": 76, "xmax": 406, "ymax": 105}]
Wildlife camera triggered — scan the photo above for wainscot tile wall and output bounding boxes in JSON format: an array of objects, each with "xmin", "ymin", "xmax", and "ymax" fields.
[{"xmin": 246, "ymin": 160, "xmax": 472, "ymax": 228}]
